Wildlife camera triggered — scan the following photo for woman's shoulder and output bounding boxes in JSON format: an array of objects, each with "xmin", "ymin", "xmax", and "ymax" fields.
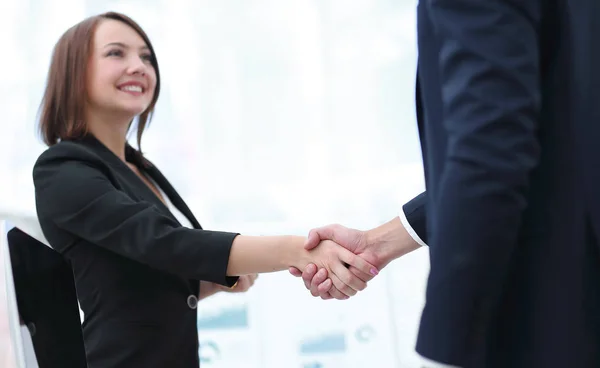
[
  {"xmin": 33, "ymin": 138, "xmax": 109, "ymax": 182},
  {"xmin": 37, "ymin": 139, "xmax": 97, "ymax": 161},
  {"xmin": 35, "ymin": 135, "xmax": 114, "ymax": 168}
]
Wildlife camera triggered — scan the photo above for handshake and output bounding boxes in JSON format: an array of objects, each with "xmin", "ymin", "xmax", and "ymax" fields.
[{"xmin": 287, "ymin": 218, "xmax": 419, "ymax": 300}]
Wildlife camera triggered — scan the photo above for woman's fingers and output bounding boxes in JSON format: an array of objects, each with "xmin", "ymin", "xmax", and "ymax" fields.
[
  {"xmin": 315, "ymin": 277, "xmax": 335, "ymax": 300},
  {"xmin": 289, "ymin": 267, "xmax": 303, "ymax": 277}
]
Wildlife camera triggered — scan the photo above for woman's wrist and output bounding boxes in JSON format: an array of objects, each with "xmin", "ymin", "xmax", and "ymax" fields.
[
  {"xmin": 227, "ymin": 235, "xmax": 309, "ymax": 275},
  {"xmin": 284, "ymin": 235, "xmax": 311, "ymax": 269}
]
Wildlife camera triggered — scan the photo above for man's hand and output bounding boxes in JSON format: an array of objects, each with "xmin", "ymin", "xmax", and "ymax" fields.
[
  {"xmin": 291, "ymin": 239, "xmax": 378, "ymax": 299},
  {"xmin": 289, "ymin": 224, "xmax": 379, "ymax": 299},
  {"xmin": 290, "ymin": 218, "xmax": 420, "ymax": 299}
]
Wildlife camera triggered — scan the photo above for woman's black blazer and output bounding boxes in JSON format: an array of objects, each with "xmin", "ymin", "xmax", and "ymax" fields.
[{"xmin": 33, "ymin": 135, "xmax": 239, "ymax": 368}]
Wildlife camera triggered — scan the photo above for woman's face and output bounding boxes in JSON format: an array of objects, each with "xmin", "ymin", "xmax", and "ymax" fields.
[{"xmin": 86, "ymin": 19, "xmax": 156, "ymax": 120}]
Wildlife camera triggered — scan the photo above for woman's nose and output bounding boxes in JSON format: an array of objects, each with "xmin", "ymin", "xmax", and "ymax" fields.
[{"xmin": 128, "ymin": 57, "xmax": 148, "ymax": 76}]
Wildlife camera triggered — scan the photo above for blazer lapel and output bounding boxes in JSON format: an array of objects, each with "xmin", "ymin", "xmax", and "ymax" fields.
[
  {"xmin": 143, "ymin": 165, "xmax": 203, "ymax": 293},
  {"xmin": 143, "ymin": 164, "xmax": 202, "ymax": 230},
  {"xmin": 78, "ymin": 136, "xmax": 202, "ymax": 294},
  {"xmin": 82, "ymin": 136, "xmax": 172, "ymax": 216}
]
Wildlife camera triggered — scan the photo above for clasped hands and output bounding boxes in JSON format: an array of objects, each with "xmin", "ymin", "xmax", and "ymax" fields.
[{"xmin": 290, "ymin": 224, "xmax": 385, "ymax": 300}]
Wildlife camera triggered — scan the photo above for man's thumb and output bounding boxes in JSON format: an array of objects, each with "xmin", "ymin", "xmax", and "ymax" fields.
[
  {"xmin": 304, "ymin": 229, "xmax": 321, "ymax": 250},
  {"xmin": 304, "ymin": 226, "xmax": 338, "ymax": 250}
]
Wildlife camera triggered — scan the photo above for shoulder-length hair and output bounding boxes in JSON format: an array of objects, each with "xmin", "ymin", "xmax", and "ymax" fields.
[{"xmin": 38, "ymin": 11, "xmax": 160, "ymax": 151}]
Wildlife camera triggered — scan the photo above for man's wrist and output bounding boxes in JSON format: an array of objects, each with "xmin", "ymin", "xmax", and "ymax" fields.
[{"xmin": 365, "ymin": 217, "xmax": 420, "ymax": 267}]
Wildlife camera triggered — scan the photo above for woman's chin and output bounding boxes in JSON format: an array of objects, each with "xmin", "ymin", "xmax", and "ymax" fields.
[{"xmin": 118, "ymin": 105, "xmax": 149, "ymax": 118}]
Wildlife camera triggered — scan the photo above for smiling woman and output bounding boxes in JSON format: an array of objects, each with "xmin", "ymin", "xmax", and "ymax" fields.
[
  {"xmin": 31, "ymin": 11, "xmax": 377, "ymax": 368},
  {"xmin": 39, "ymin": 12, "xmax": 160, "ymax": 153}
]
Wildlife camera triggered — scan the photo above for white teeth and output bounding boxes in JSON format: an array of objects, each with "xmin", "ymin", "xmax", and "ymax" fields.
[{"xmin": 120, "ymin": 85, "xmax": 142, "ymax": 93}]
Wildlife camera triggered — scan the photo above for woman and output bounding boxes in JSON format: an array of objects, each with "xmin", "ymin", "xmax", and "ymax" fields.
[{"xmin": 33, "ymin": 12, "xmax": 377, "ymax": 368}]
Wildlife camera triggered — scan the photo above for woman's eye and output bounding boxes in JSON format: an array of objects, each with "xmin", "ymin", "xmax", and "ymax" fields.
[
  {"xmin": 106, "ymin": 49, "xmax": 123, "ymax": 57},
  {"xmin": 141, "ymin": 54, "xmax": 153, "ymax": 63}
]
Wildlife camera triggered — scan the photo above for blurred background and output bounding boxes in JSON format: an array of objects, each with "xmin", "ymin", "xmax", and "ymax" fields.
[{"xmin": 0, "ymin": 0, "xmax": 429, "ymax": 367}]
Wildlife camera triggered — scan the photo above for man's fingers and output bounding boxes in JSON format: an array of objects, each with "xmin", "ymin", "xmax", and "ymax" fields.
[
  {"xmin": 339, "ymin": 252, "xmax": 378, "ymax": 282},
  {"xmin": 331, "ymin": 261, "xmax": 366, "ymax": 292},
  {"xmin": 320, "ymin": 293, "xmax": 334, "ymax": 300},
  {"xmin": 329, "ymin": 272, "xmax": 357, "ymax": 297},
  {"xmin": 327, "ymin": 283, "xmax": 349, "ymax": 300},
  {"xmin": 348, "ymin": 266, "xmax": 372, "ymax": 283},
  {"xmin": 301, "ymin": 264, "xmax": 317, "ymax": 283},
  {"xmin": 301, "ymin": 264, "xmax": 318, "ymax": 291},
  {"xmin": 309, "ymin": 268, "xmax": 328, "ymax": 296},
  {"xmin": 319, "ymin": 284, "xmax": 337, "ymax": 300},
  {"xmin": 317, "ymin": 278, "xmax": 333, "ymax": 294}
]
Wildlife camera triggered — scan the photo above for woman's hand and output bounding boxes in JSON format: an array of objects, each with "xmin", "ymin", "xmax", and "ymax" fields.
[
  {"xmin": 217, "ymin": 274, "xmax": 258, "ymax": 293},
  {"xmin": 298, "ymin": 240, "xmax": 378, "ymax": 299},
  {"xmin": 199, "ymin": 274, "xmax": 258, "ymax": 300}
]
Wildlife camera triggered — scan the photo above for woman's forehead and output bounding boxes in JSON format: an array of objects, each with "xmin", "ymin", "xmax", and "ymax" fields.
[{"xmin": 94, "ymin": 19, "xmax": 148, "ymax": 50}]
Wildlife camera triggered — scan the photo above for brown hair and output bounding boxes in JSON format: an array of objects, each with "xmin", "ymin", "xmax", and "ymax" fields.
[{"xmin": 38, "ymin": 11, "xmax": 161, "ymax": 151}]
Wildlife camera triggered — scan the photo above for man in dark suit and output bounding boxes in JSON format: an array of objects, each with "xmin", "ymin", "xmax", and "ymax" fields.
[{"xmin": 294, "ymin": 1, "xmax": 600, "ymax": 367}]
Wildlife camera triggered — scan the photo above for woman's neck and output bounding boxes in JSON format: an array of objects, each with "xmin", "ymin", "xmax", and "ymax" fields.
[{"xmin": 86, "ymin": 111, "xmax": 132, "ymax": 161}]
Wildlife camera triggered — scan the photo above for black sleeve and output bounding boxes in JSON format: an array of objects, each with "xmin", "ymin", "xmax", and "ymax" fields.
[
  {"xmin": 33, "ymin": 144, "xmax": 238, "ymax": 286},
  {"xmin": 402, "ymin": 191, "xmax": 428, "ymax": 245}
]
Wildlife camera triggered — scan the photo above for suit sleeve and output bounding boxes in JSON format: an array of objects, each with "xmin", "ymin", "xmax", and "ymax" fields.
[
  {"xmin": 401, "ymin": 192, "xmax": 428, "ymax": 246},
  {"xmin": 33, "ymin": 146, "xmax": 238, "ymax": 287},
  {"xmin": 417, "ymin": 0, "xmax": 542, "ymax": 365}
]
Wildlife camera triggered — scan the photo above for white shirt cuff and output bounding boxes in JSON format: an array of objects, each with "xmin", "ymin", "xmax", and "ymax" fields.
[
  {"xmin": 419, "ymin": 354, "xmax": 461, "ymax": 368},
  {"xmin": 399, "ymin": 209, "xmax": 427, "ymax": 247}
]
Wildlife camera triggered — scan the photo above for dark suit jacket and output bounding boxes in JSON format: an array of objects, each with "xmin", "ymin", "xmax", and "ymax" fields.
[
  {"xmin": 32, "ymin": 135, "xmax": 239, "ymax": 368},
  {"xmin": 403, "ymin": 192, "xmax": 427, "ymax": 244},
  {"xmin": 415, "ymin": 1, "xmax": 600, "ymax": 367}
]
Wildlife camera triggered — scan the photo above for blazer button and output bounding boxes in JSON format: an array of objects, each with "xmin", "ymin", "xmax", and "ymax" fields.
[{"xmin": 187, "ymin": 295, "xmax": 198, "ymax": 310}]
